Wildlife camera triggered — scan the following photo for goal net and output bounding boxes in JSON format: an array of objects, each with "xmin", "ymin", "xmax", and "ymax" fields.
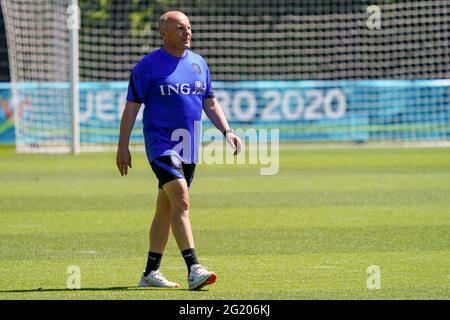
[{"xmin": 1, "ymin": 0, "xmax": 449, "ymax": 152}]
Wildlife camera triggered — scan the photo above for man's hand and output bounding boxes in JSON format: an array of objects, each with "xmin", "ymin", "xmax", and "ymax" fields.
[
  {"xmin": 116, "ymin": 146, "xmax": 132, "ymax": 176},
  {"xmin": 116, "ymin": 101, "xmax": 141, "ymax": 176},
  {"xmin": 226, "ymin": 132, "xmax": 242, "ymax": 156}
]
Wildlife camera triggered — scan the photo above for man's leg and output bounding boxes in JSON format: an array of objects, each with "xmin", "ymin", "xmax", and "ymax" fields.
[
  {"xmin": 149, "ymin": 188, "xmax": 172, "ymax": 253},
  {"xmin": 162, "ymin": 178, "xmax": 194, "ymax": 251},
  {"xmin": 139, "ymin": 188, "xmax": 180, "ymax": 288},
  {"xmin": 143, "ymin": 189, "xmax": 171, "ymax": 276},
  {"xmin": 163, "ymin": 178, "xmax": 216, "ymax": 290}
]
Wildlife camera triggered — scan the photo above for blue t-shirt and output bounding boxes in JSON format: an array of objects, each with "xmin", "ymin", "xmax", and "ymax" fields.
[{"xmin": 127, "ymin": 48, "xmax": 214, "ymax": 163}]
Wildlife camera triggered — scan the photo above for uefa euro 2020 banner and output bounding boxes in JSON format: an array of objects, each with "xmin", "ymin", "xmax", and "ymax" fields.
[{"xmin": 1, "ymin": 80, "xmax": 450, "ymax": 145}]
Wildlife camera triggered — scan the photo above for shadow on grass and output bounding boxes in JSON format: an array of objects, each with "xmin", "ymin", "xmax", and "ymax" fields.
[{"xmin": 0, "ymin": 286, "xmax": 199, "ymax": 293}]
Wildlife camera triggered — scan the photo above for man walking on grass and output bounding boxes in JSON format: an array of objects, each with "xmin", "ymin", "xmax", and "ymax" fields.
[{"xmin": 116, "ymin": 11, "xmax": 242, "ymax": 290}]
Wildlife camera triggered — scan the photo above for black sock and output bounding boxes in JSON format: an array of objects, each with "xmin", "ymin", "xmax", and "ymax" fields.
[
  {"xmin": 182, "ymin": 248, "xmax": 199, "ymax": 273},
  {"xmin": 144, "ymin": 251, "xmax": 162, "ymax": 276}
]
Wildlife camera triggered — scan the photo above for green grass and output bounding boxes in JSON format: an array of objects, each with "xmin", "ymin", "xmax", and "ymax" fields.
[{"xmin": 0, "ymin": 147, "xmax": 449, "ymax": 299}]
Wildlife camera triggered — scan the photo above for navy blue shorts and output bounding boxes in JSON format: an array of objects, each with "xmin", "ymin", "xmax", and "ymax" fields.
[{"xmin": 150, "ymin": 155, "xmax": 196, "ymax": 189}]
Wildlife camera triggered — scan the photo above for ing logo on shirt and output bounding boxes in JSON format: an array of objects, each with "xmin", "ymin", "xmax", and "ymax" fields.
[{"xmin": 159, "ymin": 82, "xmax": 207, "ymax": 96}]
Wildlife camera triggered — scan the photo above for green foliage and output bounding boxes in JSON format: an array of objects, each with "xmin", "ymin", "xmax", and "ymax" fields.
[
  {"xmin": 79, "ymin": 0, "xmax": 181, "ymax": 38},
  {"xmin": 129, "ymin": 4, "xmax": 153, "ymax": 38},
  {"xmin": 80, "ymin": 0, "xmax": 110, "ymax": 21}
]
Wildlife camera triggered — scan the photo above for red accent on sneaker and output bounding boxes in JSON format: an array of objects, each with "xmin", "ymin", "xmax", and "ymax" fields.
[{"xmin": 197, "ymin": 272, "xmax": 217, "ymax": 290}]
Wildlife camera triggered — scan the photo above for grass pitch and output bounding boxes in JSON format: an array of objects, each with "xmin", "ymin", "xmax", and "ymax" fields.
[{"xmin": 0, "ymin": 147, "xmax": 449, "ymax": 299}]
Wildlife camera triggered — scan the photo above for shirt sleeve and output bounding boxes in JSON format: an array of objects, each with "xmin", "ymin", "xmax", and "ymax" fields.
[
  {"xmin": 126, "ymin": 67, "xmax": 143, "ymax": 103},
  {"xmin": 204, "ymin": 64, "xmax": 215, "ymax": 100}
]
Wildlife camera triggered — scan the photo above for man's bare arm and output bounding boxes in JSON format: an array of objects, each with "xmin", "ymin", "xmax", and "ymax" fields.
[
  {"xmin": 116, "ymin": 101, "xmax": 141, "ymax": 176},
  {"xmin": 203, "ymin": 97, "xmax": 242, "ymax": 155}
]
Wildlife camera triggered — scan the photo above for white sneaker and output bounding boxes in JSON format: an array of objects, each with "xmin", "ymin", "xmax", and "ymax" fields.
[
  {"xmin": 138, "ymin": 270, "xmax": 180, "ymax": 288},
  {"xmin": 188, "ymin": 264, "xmax": 217, "ymax": 290}
]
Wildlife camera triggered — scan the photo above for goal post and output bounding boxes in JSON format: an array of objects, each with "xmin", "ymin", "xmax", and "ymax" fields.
[
  {"xmin": 1, "ymin": 0, "xmax": 72, "ymax": 153},
  {"xmin": 68, "ymin": 0, "xmax": 80, "ymax": 154}
]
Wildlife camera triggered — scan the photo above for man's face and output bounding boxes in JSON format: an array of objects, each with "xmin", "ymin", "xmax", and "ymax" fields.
[{"xmin": 161, "ymin": 15, "xmax": 192, "ymax": 50}]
